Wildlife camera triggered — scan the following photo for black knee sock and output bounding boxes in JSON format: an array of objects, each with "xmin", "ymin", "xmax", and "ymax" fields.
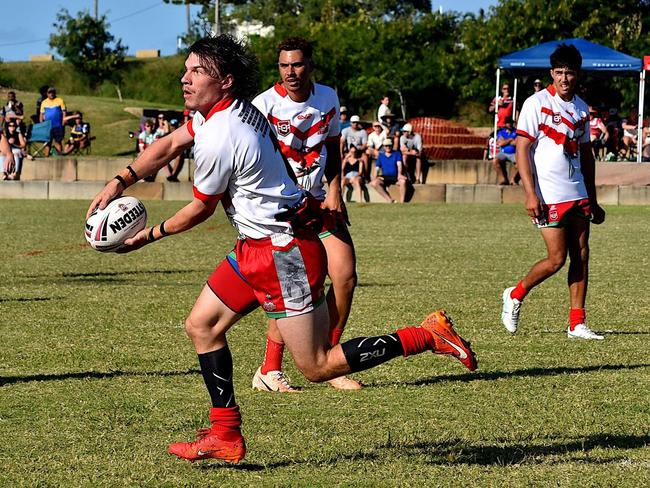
[
  {"xmin": 198, "ymin": 346, "xmax": 236, "ymax": 408},
  {"xmin": 340, "ymin": 333, "xmax": 404, "ymax": 372}
]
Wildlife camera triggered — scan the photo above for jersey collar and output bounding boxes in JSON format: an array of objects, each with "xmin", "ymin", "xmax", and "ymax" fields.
[
  {"xmin": 204, "ymin": 97, "xmax": 235, "ymax": 122},
  {"xmin": 273, "ymin": 81, "xmax": 316, "ymax": 99}
]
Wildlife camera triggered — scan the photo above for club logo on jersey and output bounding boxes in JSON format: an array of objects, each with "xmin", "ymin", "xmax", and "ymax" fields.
[
  {"xmin": 552, "ymin": 113, "xmax": 562, "ymax": 125},
  {"xmin": 277, "ymin": 120, "xmax": 291, "ymax": 137},
  {"xmin": 297, "ymin": 112, "xmax": 313, "ymax": 120}
]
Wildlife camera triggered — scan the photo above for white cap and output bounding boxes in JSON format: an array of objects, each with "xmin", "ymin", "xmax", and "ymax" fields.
[
  {"xmin": 402, "ymin": 123, "xmax": 413, "ymax": 132},
  {"xmin": 350, "ymin": 115, "xmax": 361, "ymax": 123}
]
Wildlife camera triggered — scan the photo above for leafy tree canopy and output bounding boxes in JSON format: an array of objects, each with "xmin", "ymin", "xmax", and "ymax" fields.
[{"xmin": 49, "ymin": 9, "xmax": 127, "ymax": 89}]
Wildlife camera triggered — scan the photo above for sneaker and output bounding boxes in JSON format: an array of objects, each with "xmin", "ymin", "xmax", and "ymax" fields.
[
  {"xmin": 328, "ymin": 375, "xmax": 362, "ymax": 390},
  {"xmin": 168, "ymin": 428, "xmax": 246, "ymax": 463},
  {"xmin": 420, "ymin": 310, "xmax": 477, "ymax": 371},
  {"xmin": 501, "ymin": 287, "xmax": 521, "ymax": 333},
  {"xmin": 567, "ymin": 323, "xmax": 604, "ymax": 340},
  {"xmin": 252, "ymin": 367, "xmax": 303, "ymax": 393}
]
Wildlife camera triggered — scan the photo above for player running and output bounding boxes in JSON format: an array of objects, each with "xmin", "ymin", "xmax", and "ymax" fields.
[
  {"xmin": 251, "ymin": 37, "xmax": 360, "ymax": 392},
  {"xmin": 86, "ymin": 35, "xmax": 477, "ymax": 465},
  {"xmin": 501, "ymin": 43, "xmax": 606, "ymax": 340}
]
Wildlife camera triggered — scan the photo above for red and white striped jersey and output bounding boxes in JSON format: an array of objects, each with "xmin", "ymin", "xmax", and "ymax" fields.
[
  {"xmin": 517, "ymin": 85, "xmax": 590, "ymax": 204},
  {"xmin": 188, "ymin": 97, "xmax": 304, "ymax": 239},
  {"xmin": 252, "ymin": 82, "xmax": 340, "ymax": 200}
]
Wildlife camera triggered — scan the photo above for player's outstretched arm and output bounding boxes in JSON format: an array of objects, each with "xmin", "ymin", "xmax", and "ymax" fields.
[
  {"xmin": 86, "ymin": 124, "xmax": 194, "ymax": 218},
  {"xmin": 119, "ymin": 196, "xmax": 220, "ymax": 253}
]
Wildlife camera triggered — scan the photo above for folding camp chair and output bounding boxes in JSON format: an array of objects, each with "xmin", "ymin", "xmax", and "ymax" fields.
[{"xmin": 27, "ymin": 120, "xmax": 52, "ymax": 158}]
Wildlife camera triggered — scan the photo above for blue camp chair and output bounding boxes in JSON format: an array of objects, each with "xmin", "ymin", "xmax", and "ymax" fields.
[{"xmin": 27, "ymin": 120, "xmax": 52, "ymax": 158}]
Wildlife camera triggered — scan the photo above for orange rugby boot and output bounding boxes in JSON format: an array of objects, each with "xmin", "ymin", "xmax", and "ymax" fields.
[
  {"xmin": 168, "ymin": 427, "xmax": 246, "ymax": 463},
  {"xmin": 420, "ymin": 310, "xmax": 478, "ymax": 371}
]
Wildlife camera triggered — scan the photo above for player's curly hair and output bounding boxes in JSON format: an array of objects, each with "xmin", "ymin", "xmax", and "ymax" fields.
[
  {"xmin": 188, "ymin": 34, "xmax": 260, "ymax": 100},
  {"xmin": 277, "ymin": 37, "xmax": 313, "ymax": 60},
  {"xmin": 550, "ymin": 43, "xmax": 582, "ymax": 71}
]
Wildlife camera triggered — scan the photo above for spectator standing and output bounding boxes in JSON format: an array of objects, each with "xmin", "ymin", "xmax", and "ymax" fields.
[
  {"xmin": 339, "ymin": 105, "xmax": 350, "ymax": 130},
  {"xmin": 377, "ymin": 95, "xmax": 390, "ymax": 123},
  {"xmin": 399, "ymin": 123, "xmax": 424, "ymax": 184},
  {"xmin": 370, "ymin": 139, "xmax": 407, "ymax": 203},
  {"xmin": 1, "ymin": 120, "xmax": 25, "ymax": 180},
  {"xmin": 39, "ymin": 87, "xmax": 67, "ymax": 156},
  {"xmin": 489, "ymin": 83, "xmax": 514, "ymax": 128},
  {"xmin": 491, "ymin": 117, "xmax": 518, "ymax": 185},
  {"xmin": 33, "ymin": 86, "xmax": 48, "ymax": 124}
]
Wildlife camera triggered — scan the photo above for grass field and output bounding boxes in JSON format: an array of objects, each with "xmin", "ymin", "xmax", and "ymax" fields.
[{"xmin": 1, "ymin": 201, "xmax": 649, "ymax": 487}]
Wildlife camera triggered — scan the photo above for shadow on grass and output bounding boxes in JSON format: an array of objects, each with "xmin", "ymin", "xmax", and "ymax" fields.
[
  {"xmin": 1, "ymin": 368, "xmax": 200, "ymax": 386},
  {"xmin": 369, "ymin": 363, "xmax": 650, "ymax": 388},
  {"xmin": 193, "ymin": 450, "xmax": 379, "ymax": 471},
  {"xmin": 0, "ymin": 297, "xmax": 63, "ymax": 303},
  {"xmin": 61, "ymin": 269, "xmax": 200, "ymax": 279},
  {"xmin": 377, "ymin": 433, "xmax": 650, "ymax": 466}
]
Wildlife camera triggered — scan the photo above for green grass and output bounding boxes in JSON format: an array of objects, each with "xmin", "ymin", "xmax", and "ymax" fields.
[
  {"xmin": 1, "ymin": 88, "xmax": 182, "ymax": 158},
  {"xmin": 1, "ymin": 202, "xmax": 649, "ymax": 487}
]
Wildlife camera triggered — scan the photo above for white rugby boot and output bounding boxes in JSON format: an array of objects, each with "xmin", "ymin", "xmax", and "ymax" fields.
[
  {"xmin": 252, "ymin": 367, "xmax": 303, "ymax": 392},
  {"xmin": 567, "ymin": 324, "xmax": 604, "ymax": 340},
  {"xmin": 501, "ymin": 287, "xmax": 522, "ymax": 333}
]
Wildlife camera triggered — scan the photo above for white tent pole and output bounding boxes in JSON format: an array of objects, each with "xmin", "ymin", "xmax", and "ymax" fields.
[
  {"xmin": 637, "ymin": 70, "xmax": 645, "ymax": 163},
  {"xmin": 513, "ymin": 77, "xmax": 518, "ymax": 122},
  {"xmin": 493, "ymin": 68, "xmax": 500, "ymax": 158}
]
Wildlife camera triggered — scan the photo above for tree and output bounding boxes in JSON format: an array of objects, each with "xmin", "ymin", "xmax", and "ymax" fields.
[{"xmin": 49, "ymin": 9, "xmax": 127, "ymax": 89}]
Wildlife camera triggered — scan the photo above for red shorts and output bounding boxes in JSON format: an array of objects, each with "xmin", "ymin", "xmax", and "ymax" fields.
[
  {"xmin": 319, "ymin": 209, "xmax": 346, "ymax": 238},
  {"xmin": 533, "ymin": 198, "xmax": 591, "ymax": 228},
  {"xmin": 235, "ymin": 233, "xmax": 327, "ymax": 318},
  {"xmin": 207, "ymin": 251, "xmax": 258, "ymax": 316}
]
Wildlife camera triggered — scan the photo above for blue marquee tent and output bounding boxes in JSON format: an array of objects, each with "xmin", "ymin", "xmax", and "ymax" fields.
[
  {"xmin": 498, "ymin": 38, "xmax": 642, "ymax": 72},
  {"xmin": 493, "ymin": 38, "xmax": 645, "ymax": 161}
]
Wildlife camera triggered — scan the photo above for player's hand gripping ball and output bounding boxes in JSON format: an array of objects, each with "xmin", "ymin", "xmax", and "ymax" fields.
[{"xmin": 85, "ymin": 196, "xmax": 147, "ymax": 252}]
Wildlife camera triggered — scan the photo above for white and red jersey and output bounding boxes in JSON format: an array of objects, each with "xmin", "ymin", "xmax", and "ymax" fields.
[
  {"xmin": 516, "ymin": 85, "xmax": 590, "ymax": 204},
  {"xmin": 188, "ymin": 97, "xmax": 304, "ymax": 239},
  {"xmin": 252, "ymin": 82, "xmax": 340, "ymax": 200}
]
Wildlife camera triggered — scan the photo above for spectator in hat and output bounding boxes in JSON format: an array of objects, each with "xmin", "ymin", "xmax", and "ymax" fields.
[
  {"xmin": 370, "ymin": 138, "xmax": 408, "ymax": 203},
  {"xmin": 366, "ymin": 120, "xmax": 387, "ymax": 165},
  {"xmin": 377, "ymin": 95, "xmax": 390, "ymax": 124},
  {"xmin": 339, "ymin": 105, "xmax": 350, "ymax": 130},
  {"xmin": 533, "ymin": 79, "xmax": 543, "ymax": 93},
  {"xmin": 399, "ymin": 123, "xmax": 424, "ymax": 184},
  {"xmin": 380, "ymin": 110, "xmax": 400, "ymax": 148},
  {"xmin": 39, "ymin": 87, "xmax": 67, "ymax": 156},
  {"xmin": 340, "ymin": 115, "xmax": 368, "ymax": 161},
  {"xmin": 491, "ymin": 116, "xmax": 518, "ymax": 185}
]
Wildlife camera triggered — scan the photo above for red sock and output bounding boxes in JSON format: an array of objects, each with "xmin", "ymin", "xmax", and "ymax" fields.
[
  {"xmin": 396, "ymin": 326, "xmax": 435, "ymax": 357},
  {"xmin": 510, "ymin": 281, "xmax": 528, "ymax": 301},
  {"xmin": 329, "ymin": 327, "xmax": 344, "ymax": 346},
  {"xmin": 569, "ymin": 308, "xmax": 585, "ymax": 331},
  {"xmin": 260, "ymin": 336, "xmax": 284, "ymax": 374},
  {"xmin": 209, "ymin": 406, "xmax": 242, "ymax": 442}
]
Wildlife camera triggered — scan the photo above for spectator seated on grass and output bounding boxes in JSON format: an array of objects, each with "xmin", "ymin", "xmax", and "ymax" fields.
[
  {"xmin": 370, "ymin": 138, "xmax": 408, "ymax": 203},
  {"xmin": 63, "ymin": 111, "xmax": 92, "ymax": 155}
]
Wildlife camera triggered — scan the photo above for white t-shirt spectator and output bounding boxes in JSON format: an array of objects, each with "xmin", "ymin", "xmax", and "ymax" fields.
[
  {"xmin": 341, "ymin": 126, "xmax": 368, "ymax": 151},
  {"xmin": 400, "ymin": 133, "xmax": 422, "ymax": 153}
]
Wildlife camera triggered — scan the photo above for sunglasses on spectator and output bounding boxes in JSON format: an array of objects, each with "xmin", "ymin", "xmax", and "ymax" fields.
[{"xmin": 7, "ymin": 123, "xmax": 16, "ymax": 127}]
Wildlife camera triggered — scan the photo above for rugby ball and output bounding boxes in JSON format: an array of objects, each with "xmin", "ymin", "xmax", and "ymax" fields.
[{"xmin": 85, "ymin": 196, "xmax": 147, "ymax": 252}]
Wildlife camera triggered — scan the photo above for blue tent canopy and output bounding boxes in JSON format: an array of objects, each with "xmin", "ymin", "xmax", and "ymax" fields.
[{"xmin": 498, "ymin": 38, "xmax": 641, "ymax": 73}]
